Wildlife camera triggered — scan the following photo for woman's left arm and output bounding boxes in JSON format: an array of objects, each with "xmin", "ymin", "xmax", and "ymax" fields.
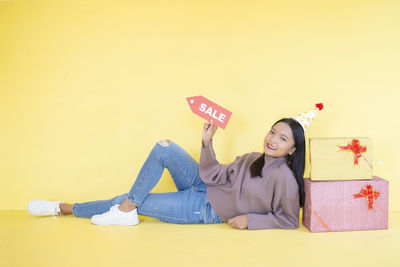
[
  {"xmin": 227, "ymin": 198, "xmax": 299, "ymax": 230},
  {"xmin": 246, "ymin": 202, "xmax": 300, "ymax": 230},
  {"xmin": 246, "ymin": 173, "xmax": 300, "ymax": 230}
]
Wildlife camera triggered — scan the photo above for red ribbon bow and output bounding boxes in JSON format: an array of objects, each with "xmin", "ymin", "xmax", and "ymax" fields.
[
  {"xmin": 353, "ymin": 185, "xmax": 380, "ymax": 210},
  {"xmin": 338, "ymin": 139, "xmax": 367, "ymax": 165}
]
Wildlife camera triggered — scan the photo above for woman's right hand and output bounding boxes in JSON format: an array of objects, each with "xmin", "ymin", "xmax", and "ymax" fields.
[{"xmin": 202, "ymin": 120, "xmax": 218, "ymax": 148}]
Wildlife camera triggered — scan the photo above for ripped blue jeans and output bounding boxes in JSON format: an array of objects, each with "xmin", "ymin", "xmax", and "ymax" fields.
[{"xmin": 72, "ymin": 141, "xmax": 222, "ymax": 224}]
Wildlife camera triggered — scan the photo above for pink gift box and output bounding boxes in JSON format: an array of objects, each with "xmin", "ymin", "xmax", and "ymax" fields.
[{"xmin": 302, "ymin": 176, "xmax": 389, "ymax": 232}]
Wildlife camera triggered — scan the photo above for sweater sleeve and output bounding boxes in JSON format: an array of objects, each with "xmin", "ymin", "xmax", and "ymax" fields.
[
  {"xmin": 247, "ymin": 168, "xmax": 300, "ymax": 230},
  {"xmin": 199, "ymin": 140, "xmax": 241, "ymax": 186}
]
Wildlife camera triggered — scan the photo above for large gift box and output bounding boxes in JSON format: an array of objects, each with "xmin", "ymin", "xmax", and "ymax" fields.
[
  {"xmin": 310, "ymin": 137, "xmax": 373, "ymax": 180},
  {"xmin": 302, "ymin": 176, "xmax": 388, "ymax": 232}
]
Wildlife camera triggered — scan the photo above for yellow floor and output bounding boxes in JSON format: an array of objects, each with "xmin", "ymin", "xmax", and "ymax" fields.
[{"xmin": 1, "ymin": 211, "xmax": 399, "ymax": 267}]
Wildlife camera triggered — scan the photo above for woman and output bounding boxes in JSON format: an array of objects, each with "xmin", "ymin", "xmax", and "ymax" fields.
[{"xmin": 28, "ymin": 118, "xmax": 307, "ymax": 230}]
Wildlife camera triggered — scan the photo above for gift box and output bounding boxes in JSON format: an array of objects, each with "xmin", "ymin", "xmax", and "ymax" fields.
[
  {"xmin": 302, "ymin": 176, "xmax": 389, "ymax": 232},
  {"xmin": 310, "ymin": 137, "xmax": 373, "ymax": 180}
]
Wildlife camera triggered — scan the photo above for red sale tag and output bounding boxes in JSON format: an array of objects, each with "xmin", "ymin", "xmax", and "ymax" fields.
[{"xmin": 186, "ymin": 95, "xmax": 232, "ymax": 129}]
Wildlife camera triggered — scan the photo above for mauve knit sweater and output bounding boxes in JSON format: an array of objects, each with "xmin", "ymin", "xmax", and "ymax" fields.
[{"xmin": 199, "ymin": 141, "xmax": 300, "ymax": 230}]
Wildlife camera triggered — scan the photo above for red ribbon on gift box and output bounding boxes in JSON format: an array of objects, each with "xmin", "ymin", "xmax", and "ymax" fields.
[
  {"xmin": 338, "ymin": 139, "xmax": 372, "ymax": 169},
  {"xmin": 338, "ymin": 139, "xmax": 366, "ymax": 165},
  {"xmin": 353, "ymin": 185, "xmax": 380, "ymax": 210}
]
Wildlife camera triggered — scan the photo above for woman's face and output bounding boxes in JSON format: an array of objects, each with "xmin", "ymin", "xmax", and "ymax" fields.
[{"xmin": 264, "ymin": 122, "xmax": 296, "ymax": 158}]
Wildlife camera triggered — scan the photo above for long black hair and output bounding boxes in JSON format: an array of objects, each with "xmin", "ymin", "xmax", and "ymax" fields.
[{"xmin": 249, "ymin": 118, "xmax": 306, "ymax": 207}]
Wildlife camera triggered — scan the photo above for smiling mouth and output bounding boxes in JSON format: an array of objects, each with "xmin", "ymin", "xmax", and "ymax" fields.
[{"xmin": 267, "ymin": 143, "xmax": 276, "ymax": 150}]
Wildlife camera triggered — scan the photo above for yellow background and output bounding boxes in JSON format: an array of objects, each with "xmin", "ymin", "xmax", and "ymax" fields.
[{"xmin": 1, "ymin": 0, "xmax": 399, "ymax": 211}]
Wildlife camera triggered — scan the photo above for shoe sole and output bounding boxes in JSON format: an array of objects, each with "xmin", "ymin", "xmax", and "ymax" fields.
[{"xmin": 91, "ymin": 220, "xmax": 139, "ymax": 226}]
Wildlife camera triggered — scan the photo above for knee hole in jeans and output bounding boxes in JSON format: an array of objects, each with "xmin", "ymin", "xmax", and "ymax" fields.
[{"xmin": 157, "ymin": 139, "xmax": 171, "ymax": 147}]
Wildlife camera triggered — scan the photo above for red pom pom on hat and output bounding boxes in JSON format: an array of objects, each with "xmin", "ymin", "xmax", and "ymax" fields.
[
  {"xmin": 292, "ymin": 103, "xmax": 324, "ymax": 132},
  {"xmin": 316, "ymin": 103, "xmax": 324, "ymax": 110}
]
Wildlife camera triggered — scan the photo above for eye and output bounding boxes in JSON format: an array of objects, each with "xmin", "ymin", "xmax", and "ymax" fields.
[
  {"xmin": 270, "ymin": 129, "xmax": 275, "ymax": 134},
  {"xmin": 281, "ymin": 137, "xmax": 287, "ymax": 142}
]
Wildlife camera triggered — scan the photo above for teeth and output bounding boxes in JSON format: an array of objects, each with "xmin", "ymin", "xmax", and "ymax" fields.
[{"xmin": 267, "ymin": 143, "xmax": 276, "ymax": 150}]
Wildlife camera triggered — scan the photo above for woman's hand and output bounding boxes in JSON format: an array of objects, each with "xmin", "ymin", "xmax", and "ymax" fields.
[
  {"xmin": 228, "ymin": 215, "xmax": 248, "ymax": 230},
  {"xmin": 202, "ymin": 120, "xmax": 218, "ymax": 148}
]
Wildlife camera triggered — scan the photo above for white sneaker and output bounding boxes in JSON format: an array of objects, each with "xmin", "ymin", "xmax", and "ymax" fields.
[
  {"xmin": 27, "ymin": 200, "xmax": 63, "ymax": 217},
  {"xmin": 91, "ymin": 204, "xmax": 139, "ymax": 226}
]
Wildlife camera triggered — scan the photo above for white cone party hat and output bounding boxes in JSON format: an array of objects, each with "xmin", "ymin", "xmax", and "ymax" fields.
[{"xmin": 292, "ymin": 103, "xmax": 324, "ymax": 132}]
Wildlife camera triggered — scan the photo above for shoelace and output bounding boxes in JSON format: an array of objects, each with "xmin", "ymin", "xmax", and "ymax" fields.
[
  {"xmin": 111, "ymin": 205, "xmax": 119, "ymax": 212},
  {"xmin": 52, "ymin": 207, "xmax": 61, "ymax": 220}
]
